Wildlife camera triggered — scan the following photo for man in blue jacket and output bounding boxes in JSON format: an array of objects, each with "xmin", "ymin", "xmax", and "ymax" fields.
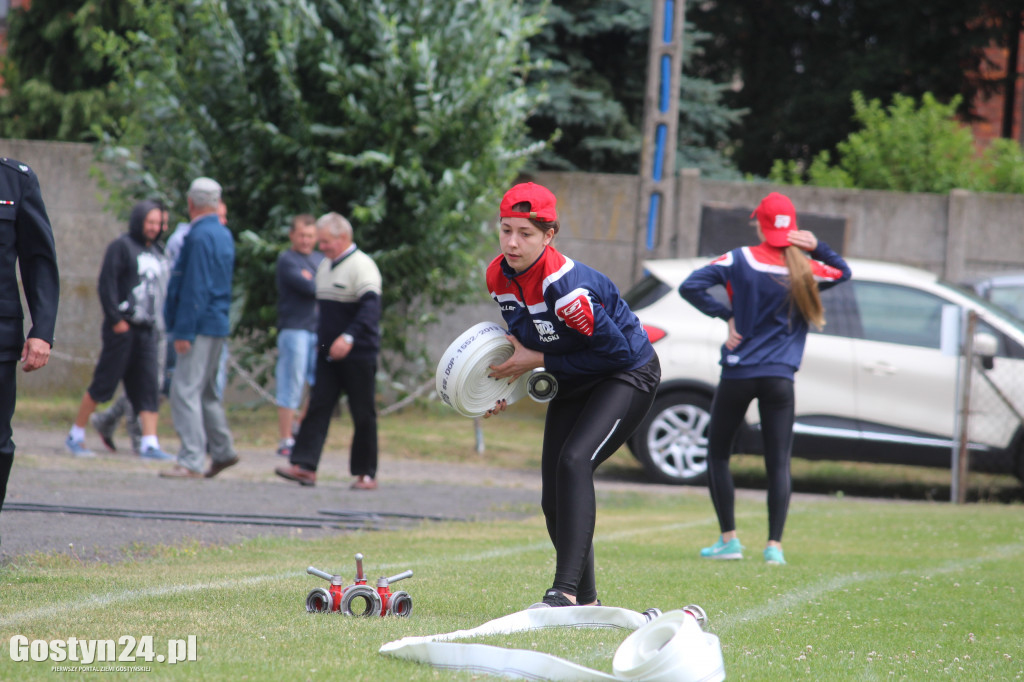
[{"xmin": 160, "ymin": 177, "xmax": 238, "ymax": 479}]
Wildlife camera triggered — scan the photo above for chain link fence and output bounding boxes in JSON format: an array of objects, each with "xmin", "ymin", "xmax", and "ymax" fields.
[{"xmin": 954, "ymin": 310, "xmax": 1024, "ymax": 502}]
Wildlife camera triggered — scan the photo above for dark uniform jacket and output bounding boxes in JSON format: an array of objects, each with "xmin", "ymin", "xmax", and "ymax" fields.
[{"xmin": 0, "ymin": 158, "xmax": 59, "ymax": 363}]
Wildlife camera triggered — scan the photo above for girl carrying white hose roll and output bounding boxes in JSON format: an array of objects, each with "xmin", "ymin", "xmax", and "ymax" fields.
[{"xmin": 484, "ymin": 181, "xmax": 660, "ymax": 608}]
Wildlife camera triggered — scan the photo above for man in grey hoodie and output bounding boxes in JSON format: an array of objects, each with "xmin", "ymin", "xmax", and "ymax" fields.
[{"xmin": 65, "ymin": 200, "xmax": 174, "ymax": 461}]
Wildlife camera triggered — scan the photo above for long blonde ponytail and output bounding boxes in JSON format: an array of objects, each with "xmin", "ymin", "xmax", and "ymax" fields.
[{"xmin": 783, "ymin": 246, "xmax": 825, "ymax": 329}]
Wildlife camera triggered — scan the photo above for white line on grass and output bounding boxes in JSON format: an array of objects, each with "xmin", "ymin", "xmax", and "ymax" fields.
[
  {"xmin": 0, "ymin": 571, "xmax": 296, "ymax": 627},
  {"xmin": 714, "ymin": 542, "xmax": 1024, "ymax": 633},
  {"xmin": 0, "ymin": 516, "xmax": 731, "ymax": 627}
]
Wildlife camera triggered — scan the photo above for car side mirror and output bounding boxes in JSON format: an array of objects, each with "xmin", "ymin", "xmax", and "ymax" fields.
[{"xmin": 973, "ymin": 331, "xmax": 998, "ymax": 370}]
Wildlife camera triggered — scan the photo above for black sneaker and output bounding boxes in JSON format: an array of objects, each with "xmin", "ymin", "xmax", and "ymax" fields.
[{"xmin": 528, "ymin": 589, "xmax": 576, "ymax": 609}]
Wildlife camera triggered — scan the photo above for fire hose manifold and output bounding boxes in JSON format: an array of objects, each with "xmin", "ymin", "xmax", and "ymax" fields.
[{"xmin": 305, "ymin": 553, "xmax": 413, "ymax": 617}]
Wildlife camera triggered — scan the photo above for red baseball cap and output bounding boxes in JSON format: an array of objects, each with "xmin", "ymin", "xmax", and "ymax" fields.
[
  {"xmin": 751, "ymin": 192, "xmax": 798, "ymax": 248},
  {"xmin": 500, "ymin": 182, "xmax": 558, "ymax": 222}
]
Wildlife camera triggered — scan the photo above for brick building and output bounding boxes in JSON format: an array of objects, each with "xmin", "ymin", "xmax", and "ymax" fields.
[
  {"xmin": 0, "ymin": 0, "xmax": 30, "ymax": 87},
  {"xmin": 969, "ymin": 23, "xmax": 1024, "ymax": 150},
  {"xmin": 0, "ymin": 0, "xmax": 29, "ymax": 55}
]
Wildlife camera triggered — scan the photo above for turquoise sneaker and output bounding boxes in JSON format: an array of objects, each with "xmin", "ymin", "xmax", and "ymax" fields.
[
  {"xmin": 700, "ymin": 537, "xmax": 743, "ymax": 560},
  {"xmin": 764, "ymin": 546, "xmax": 786, "ymax": 565},
  {"xmin": 65, "ymin": 435, "xmax": 95, "ymax": 458},
  {"xmin": 140, "ymin": 446, "xmax": 175, "ymax": 462}
]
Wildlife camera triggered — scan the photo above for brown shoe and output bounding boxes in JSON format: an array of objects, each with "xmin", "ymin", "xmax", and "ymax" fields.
[
  {"xmin": 159, "ymin": 464, "xmax": 203, "ymax": 479},
  {"xmin": 351, "ymin": 475, "xmax": 378, "ymax": 490},
  {"xmin": 205, "ymin": 456, "xmax": 240, "ymax": 478},
  {"xmin": 275, "ymin": 464, "xmax": 316, "ymax": 487}
]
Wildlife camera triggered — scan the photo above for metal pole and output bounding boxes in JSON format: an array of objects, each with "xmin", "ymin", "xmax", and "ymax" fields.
[
  {"xmin": 474, "ymin": 416, "xmax": 485, "ymax": 454},
  {"xmin": 633, "ymin": 0, "xmax": 687, "ymax": 282},
  {"xmin": 952, "ymin": 310, "xmax": 977, "ymax": 504}
]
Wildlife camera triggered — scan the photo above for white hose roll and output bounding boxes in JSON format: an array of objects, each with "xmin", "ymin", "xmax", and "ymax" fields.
[
  {"xmin": 379, "ymin": 605, "xmax": 725, "ymax": 682},
  {"xmin": 435, "ymin": 322, "xmax": 529, "ymax": 418},
  {"xmin": 613, "ymin": 609, "xmax": 725, "ymax": 681}
]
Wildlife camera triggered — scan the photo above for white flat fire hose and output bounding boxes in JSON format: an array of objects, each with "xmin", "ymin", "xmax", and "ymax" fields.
[
  {"xmin": 379, "ymin": 605, "xmax": 725, "ymax": 681},
  {"xmin": 435, "ymin": 322, "xmax": 531, "ymax": 418}
]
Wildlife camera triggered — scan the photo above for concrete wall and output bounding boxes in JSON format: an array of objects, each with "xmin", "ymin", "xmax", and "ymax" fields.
[
  {"xmin": 534, "ymin": 169, "xmax": 1024, "ymax": 289},
  {"xmin": 3, "ymin": 138, "xmax": 124, "ymax": 394},
  {"xmin": 5, "ymin": 138, "xmax": 1024, "ymax": 397}
]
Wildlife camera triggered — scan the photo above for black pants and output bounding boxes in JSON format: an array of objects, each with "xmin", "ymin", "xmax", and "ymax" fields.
[
  {"xmin": 707, "ymin": 376, "xmax": 795, "ymax": 543},
  {"xmin": 542, "ymin": 378, "xmax": 656, "ymax": 603},
  {"xmin": 87, "ymin": 323, "xmax": 159, "ymax": 413},
  {"xmin": 290, "ymin": 354, "xmax": 378, "ymax": 477},
  {"xmin": 0, "ymin": 361, "xmax": 15, "ymax": 514}
]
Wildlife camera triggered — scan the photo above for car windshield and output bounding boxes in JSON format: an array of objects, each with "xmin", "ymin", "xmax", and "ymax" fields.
[
  {"xmin": 986, "ymin": 284, "xmax": 1024, "ymax": 321},
  {"xmin": 938, "ymin": 278, "xmax": 1024, "ymax": 335},
  {"xmin": 623, "ymin": 274, "xmax": 671, "ymax": 311}
]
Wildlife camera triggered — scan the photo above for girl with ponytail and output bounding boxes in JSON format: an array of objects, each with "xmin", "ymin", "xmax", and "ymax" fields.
[{"xmin": 679, "ymin": 192, "xmax": 850, "ymax": 566}]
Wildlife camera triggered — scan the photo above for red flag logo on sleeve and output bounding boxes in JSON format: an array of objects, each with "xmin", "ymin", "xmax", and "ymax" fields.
[{"xmin": 555, "ymin": 289, "xmax": 595, "ymax": 336}]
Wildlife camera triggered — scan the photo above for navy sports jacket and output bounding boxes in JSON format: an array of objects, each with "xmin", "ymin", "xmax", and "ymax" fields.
[
  {"xmin": 679, "ymin": 241, "xmax": 850, "ymax": 380},
  {"xmin": 486, "ymin": 245, "xmax": 654, "ymax": 391}
]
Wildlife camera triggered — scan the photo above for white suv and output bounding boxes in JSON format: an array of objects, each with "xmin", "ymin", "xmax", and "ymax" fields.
[{"xmin": 624, "ymin": 258, "xmax": 1024, "ymax": 485}]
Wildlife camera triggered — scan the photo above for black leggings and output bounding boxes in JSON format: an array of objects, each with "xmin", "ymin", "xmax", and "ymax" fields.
[
  {"xmin": 541, "ymin": 379, "xmax": 656, "ymax": 603},
  {"xmin": 706, "ymin": 376, "xmax": 794, "ymax": 543}
]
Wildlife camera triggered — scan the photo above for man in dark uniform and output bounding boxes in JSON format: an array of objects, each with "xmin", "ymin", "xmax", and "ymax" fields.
[{"xmin": 0, "ymin": 157, "xmax": 60, "ymax": 528}]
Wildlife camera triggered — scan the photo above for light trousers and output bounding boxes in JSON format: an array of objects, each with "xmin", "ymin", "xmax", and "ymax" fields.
[{"xmin": 170, "ymin": 335, "xmax": 235, "ymax": 472}]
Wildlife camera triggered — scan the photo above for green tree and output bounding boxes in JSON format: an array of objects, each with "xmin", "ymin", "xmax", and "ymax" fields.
[
  {"xmin": 522, "ymin": 0, "xmax": 745, "ymax": 178},
  {"xmin": 0, "ymin": 0, "xmax": 135, "ymax": 140},
  {"xmin": 93, "ymin": 0, "xmax": 541, "ymax": 384},
  {"xmin": 769, "ymin": 91, "xmax": 1024, "ymax": 194},
  {"xmin": 691, "ymin": 0, "xmax": 1021, "ymax": 177}
]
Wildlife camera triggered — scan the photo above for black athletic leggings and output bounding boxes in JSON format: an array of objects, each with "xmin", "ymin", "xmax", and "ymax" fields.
[
  {"xmin": 706, "ymin": 376, "xmax": 794, "ymax": 543},
  {"xmin": 541, "ymin": 378, "xmax": 656, "ymax": 603}
]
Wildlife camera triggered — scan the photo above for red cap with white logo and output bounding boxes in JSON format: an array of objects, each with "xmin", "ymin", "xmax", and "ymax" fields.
[{"xmin": 751, "ymin": 192, "xmax": 798, "ymax": 248}]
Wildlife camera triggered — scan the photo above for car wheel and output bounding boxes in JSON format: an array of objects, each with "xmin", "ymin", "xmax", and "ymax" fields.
[{"xmin": 630, "ymin": 390, "xmax": 712, "ymax": 485}]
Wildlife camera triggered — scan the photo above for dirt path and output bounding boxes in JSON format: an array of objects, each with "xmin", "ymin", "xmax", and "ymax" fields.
[{"xmin": 0, "ymin": 424, "xmax": 698, "ymax": 564}]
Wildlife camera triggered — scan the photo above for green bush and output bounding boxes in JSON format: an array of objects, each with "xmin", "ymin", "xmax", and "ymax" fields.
[
  {"xmin": 769, "ymin": 91, "xmax": 1024, "ymax": 195},
  {"xmin": 92, "ymin": 0, "xmax": 543, "ymax": 385}
]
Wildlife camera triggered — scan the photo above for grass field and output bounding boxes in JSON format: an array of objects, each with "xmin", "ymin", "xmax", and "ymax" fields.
[
  {"xmin": 2, "ymin": 492, "xmax": 1022, "ymax": 680},
  {"xmin": 2, "ymin": 398, "xmax": 1023, "ymax": 680}
]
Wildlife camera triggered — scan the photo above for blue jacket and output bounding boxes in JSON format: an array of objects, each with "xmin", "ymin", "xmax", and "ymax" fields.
[
  {"xmin": 164, "ymin": 213, "xmax": 234, "ymax": 341},
  {"xmin": 679, "ymin": 241, "xmax": 850, "ymax": 380},
  {"xmin": 486, "ymin": 246, "xmax": 654, "ymax": 392}
]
